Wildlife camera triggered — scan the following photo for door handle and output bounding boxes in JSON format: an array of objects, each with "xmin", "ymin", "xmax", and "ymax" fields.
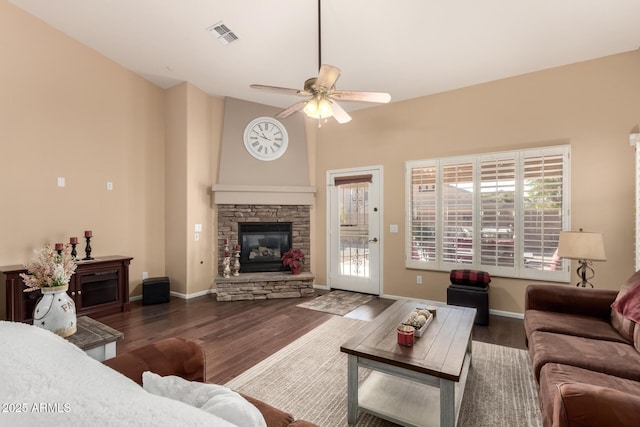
[{"xmin": 369, "ymin": 237, "xmax": 378, "ymax": 243}]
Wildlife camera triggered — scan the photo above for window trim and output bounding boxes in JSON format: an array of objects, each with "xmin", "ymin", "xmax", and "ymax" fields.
[{"xmin": 405, "ymin": 145, "xmax": 570, "ymax": 282}]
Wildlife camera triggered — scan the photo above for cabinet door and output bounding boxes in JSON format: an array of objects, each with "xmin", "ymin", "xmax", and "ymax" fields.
[{"xmin": 74, "ymin": 268, "xmax": 121, "ymax": 312}]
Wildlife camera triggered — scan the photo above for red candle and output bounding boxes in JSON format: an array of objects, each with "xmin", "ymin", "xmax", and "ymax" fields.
[
  {"xmin": 55, "ymin": 243, "xmax": 63, "ymax": 251},
  {"xmin": 235, "ymin": 245, "xmax": 241, "ymax": 251},
  {"xmin": 70, "ymin": 237, "xmax": 78, "ymax": 244},
  {"xmin": 84, "ymin": 230, "xmax": 92, "ymax": 238},
  {"xmin": 397, "ymin": 325, "xmax": 415, "ymax": 346},
  {"xmin": 223, "ymin": 238, "xmax": 228, "ymax": 245},
  {"xmin": 224, "ymin": 250, "xmax": 230, "ymax": 257}
]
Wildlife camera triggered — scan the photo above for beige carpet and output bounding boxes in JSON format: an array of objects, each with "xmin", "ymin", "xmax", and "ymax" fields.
[
  {"xmin": 225, "ymin": 316, "xmax": 542, "ymax": 427},
  {"xmin": 296, "ymin": 290, "xmax": 375, "ymax": 316}
]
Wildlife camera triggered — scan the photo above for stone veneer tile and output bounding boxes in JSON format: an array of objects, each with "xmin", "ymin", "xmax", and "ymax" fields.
[{"xmin": 216, "ymin": 206, "xmax": 313, "ymax": 300}]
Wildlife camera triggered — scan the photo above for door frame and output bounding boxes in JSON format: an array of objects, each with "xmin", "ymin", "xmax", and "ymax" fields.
[{"xmin": 326, "ymin": 165, "xmax": 384, "ymax": 295}]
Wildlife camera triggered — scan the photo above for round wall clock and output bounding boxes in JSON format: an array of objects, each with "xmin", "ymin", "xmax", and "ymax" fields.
[{"xmin": 243, "ymin": 117, "xmax": 289, "ymax": 161}]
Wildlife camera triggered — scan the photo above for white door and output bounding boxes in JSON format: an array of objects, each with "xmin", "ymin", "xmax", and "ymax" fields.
[{"xmin": 327, "ymin": 166, "xmax": 382, "ymax": 295}]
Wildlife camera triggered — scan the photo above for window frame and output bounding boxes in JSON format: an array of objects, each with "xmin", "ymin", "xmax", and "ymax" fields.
[{"xmin": 405, "ymin": 145, "xmax": 570, "ymax": 282}]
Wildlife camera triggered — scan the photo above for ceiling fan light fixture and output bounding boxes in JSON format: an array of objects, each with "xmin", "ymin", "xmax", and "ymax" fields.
[{"xmin": 304, "ymin": 96, "xmax": 333, "ymax": 119}]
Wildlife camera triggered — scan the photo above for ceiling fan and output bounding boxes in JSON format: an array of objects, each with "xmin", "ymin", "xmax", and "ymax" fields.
[{"xmin": 249, "ymin": 1, "xmax": 391, "ymax": 125}]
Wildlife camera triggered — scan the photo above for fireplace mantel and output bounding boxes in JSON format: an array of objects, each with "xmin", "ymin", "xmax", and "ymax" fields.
[{"xmin": 211, "ymin": 184, "xmax": 316, "ymax": 205}]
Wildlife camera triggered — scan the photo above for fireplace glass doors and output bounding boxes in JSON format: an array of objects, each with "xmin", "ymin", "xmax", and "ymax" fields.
[{"xmin": 238, "ymin": 222, "xmax": 292, "ymax": 272}]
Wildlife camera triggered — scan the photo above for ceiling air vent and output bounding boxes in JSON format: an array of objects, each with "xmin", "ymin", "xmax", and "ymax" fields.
[{"xmin": 206, "ymin": 22, "xmax": 239, "ymax": 45}]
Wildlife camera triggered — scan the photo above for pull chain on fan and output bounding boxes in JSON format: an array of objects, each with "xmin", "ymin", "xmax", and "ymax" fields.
[{"xmin": 250, "ymin": 0, "xmax": 391, "ymax": 125}]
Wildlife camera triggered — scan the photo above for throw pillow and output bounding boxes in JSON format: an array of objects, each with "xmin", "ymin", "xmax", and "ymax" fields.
[
  {"xmin": 143, "ymin": 371, "xmax": 266, "ymax": 427},
  {"xmin": 449, "ymin": 269, "xmax": 491, "ymax": 287},
  {"xmin": 610, "ymin": 270, "xmax": 640, "ymax": 342},
  {"xmin": 612, "ymin": 281, "xmax": 640, "ymax": 324}
]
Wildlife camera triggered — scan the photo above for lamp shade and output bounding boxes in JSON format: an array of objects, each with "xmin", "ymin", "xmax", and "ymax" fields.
[{"xmin": 557, "ymin": 231, "xmax": 606, "ymax": 261}]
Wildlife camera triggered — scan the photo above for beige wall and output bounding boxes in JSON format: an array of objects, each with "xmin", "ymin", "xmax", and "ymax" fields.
[
  {"xmin": 313, "ymin": 50, "xmax": 640, "ymax": 314},
  {"xmin": 4, "ymin": 0, "xmax": 640, "ymax": 314},
  {"xmin": 165, "ymin": 83, "xmax": 224, "ymax": 296},
  {"xmin": 0, "ymin": 1, "xmax": 166, "ymax": 297}
]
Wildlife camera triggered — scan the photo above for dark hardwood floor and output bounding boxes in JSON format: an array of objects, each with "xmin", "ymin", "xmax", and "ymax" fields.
[{"xmin": 95, "ymin": 292, "xmax": 526, "ymax": 384}]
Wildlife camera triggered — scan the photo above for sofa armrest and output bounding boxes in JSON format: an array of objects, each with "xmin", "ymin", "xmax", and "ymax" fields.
[
  {"xmin": 104, "ymin": 337, "xmax": 206, "ymax": 385},
  {"xmin": 554, "ymin": 382, "xmax": 640, "ymax": 427},
  {"xmin": 525, "ymin": 284, "xmax": 617, "ymax": 319}
]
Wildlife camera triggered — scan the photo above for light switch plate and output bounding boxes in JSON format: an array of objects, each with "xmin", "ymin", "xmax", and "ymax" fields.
[
  {"xmin": 194, "ymin": 224, "xmax": 202, "ymax": 232},
  {"xmin": 390, "ymin": 224, "xmax": 399, "ymax": 233},
  {"xmin": 57, "ymin": 177, "xmax": 65, "ymax": 187}
]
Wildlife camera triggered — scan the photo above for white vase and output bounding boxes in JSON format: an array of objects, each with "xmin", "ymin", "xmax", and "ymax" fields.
[{"xmin": 33, "ymin": 284, "xmax": 77, "ymax": 337}]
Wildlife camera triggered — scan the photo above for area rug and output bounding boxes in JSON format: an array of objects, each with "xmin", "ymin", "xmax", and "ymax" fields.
[
  {"xmin": 296, "ymin": 290, "xmax": 375, "ymax": 316},
  {"xmin": 225, "ymin": 316, "xmax": 542, "ymax": 427}
]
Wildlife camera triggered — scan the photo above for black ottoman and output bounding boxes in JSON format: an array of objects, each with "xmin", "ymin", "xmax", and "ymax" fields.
[
  {"xmin": 142, "ymin": 277, "xmax": 170, "ymax": 305},
  {"xmin": 447, "ymin": 284, "xmax": 489, "ymax": 325},
  {"xmin": 447, "ymin": 269, "xmax": 490, "ymax": 325}
]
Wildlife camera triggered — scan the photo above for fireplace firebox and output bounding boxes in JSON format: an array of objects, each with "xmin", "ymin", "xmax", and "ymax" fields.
[{"xmin": 238, "ymin": 222, "xmax": 292, "ymax": 272}]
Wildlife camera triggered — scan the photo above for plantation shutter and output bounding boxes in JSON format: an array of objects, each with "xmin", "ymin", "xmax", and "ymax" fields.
[
  {"xmin": 636, "ymin": 141, "xmax": 640, "ymax": 271},
  {"xmin": 522, "ymin": 151, "xmax": 565, "ymax": 272},
  {"xmin": 441, "ymin": 162, "xmax": 473, "ymax": 265},
  {"xmin": 479, "ymin": 157, "xmax": 516, "ymax": 268},
  {"xmin": 410, "ymin": 165, "xmax": 437, "ymax": 263}
]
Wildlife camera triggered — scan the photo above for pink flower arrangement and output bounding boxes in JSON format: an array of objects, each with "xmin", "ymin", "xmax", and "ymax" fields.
[
  {"xmin": 282, "ymin": 248, "xmax": 305, "ymax": 274},
  {"xmin": 20, "ymin": 243, "xmax": 77, "ymax": 292}
]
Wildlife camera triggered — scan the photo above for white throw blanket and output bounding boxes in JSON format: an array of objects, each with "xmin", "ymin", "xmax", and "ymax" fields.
[{"xmin": 0, "ymin": 321, "xmax": 237, "ymax": 426}]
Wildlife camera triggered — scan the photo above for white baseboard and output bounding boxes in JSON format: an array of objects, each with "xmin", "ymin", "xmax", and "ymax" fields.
[
  {"xmin": 380, "ymin": 293, "xmax": 523, "ymax": 319},
  {"xmin": 129, "ymin": 288, "xmax": 216, "ymax": 302},
  {"xmin": 170, "ymin": 289, "xmax": 215, "ymax": 299},
  {"xmin": 131, "ymin": 287, "xmax": 524, "ymax": 318}
]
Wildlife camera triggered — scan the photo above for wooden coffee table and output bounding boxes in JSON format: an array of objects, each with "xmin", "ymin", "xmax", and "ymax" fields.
[
  {"xmin": 66, "ymin": 316, "xmax": 123, "ymax": 361},
  {"xmin": 340, "ymin": 301, "xmax": 476, "ymax": 427}
]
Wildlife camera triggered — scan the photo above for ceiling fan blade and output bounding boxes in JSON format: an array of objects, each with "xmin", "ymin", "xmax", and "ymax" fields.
[
  {"xmin": 275, "ymin": 100, "xmax": 308, "ymax": 119},
  {"xmin": 330, "ymin": 90, "xmax": 391, "ymax": 103},
  {"xmin": 315, "ymin": 64, "xmax": 341, "ymax": 90},
  {"xmin": 330, "ymin": 100, "xmax": 352, "ymax": 124},
  {"xmin": 250, "ymin": 84, "xmax": 311, "ymax": 97}
]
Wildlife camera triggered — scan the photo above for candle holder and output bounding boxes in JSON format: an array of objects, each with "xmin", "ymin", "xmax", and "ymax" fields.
[
  {"xmin": 70, "ymin": 243, "xmax": 78, "ymax": 260},
  {"xmin": 83, "ymin": 236, "xmax": 94, "ymax": 260},
  {"xmin": 222, "ymin": 256, "xmax": 231, "ymax": 278},
  {"xmin": 232, "ymin": 250, "xmax": 241, "ymax": 276}
]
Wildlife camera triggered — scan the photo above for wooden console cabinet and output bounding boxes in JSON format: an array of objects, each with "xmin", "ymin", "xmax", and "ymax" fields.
[{"xmin": 0, "ymin": 256, "xmax": 133, "ymax": 322}]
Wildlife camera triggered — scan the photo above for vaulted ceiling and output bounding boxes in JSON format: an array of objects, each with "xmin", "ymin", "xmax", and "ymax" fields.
[{"xmin": 10, "ymin": 0, "xmax": 640, "ymax": 113}]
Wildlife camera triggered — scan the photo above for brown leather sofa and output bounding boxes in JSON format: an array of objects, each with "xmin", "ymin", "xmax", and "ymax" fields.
[
  {"xmin": 104, "ymin": 337, "xmax": 318, "ymax": 427},
  {"xmin": 524, "ymin": 272, "xmax": 640, "ymax": 427}
]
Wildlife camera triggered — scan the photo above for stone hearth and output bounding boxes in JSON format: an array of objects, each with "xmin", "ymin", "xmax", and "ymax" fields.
[{"xmin": 215, "ymin": 272, "xmax": 315, "ymax": 301}]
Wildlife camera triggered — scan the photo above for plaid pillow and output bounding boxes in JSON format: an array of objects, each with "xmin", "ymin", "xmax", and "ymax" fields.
[{"xmin": 450, "ymin": 269, "xmax": 491, "ymax": 287}]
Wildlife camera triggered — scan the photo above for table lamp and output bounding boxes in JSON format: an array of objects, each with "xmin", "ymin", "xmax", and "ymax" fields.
[{"xmin": 557, "ymin": 229, "xmax": 606, "ymax": 287}]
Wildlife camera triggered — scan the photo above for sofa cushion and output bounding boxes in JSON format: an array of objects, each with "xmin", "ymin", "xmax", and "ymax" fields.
[
  {"xmin": 539, "ymin": 363, "xmax": 640, "ymax": 427},
  {"xmin": 556, "ymin": 383, "xmax": 640, "ymax": 427},
  {"xmin": 529, "ymin": 331, "xmax": 640, "ymax": 382},
  {"xmin": 610, "ymin": 270, "xmax": 640, "ymax": 342},
  {"xmin": 143, "ymin": 371, "xmax": 267, "ymax": 427},
  {"xmin": 524, "ymin": 309, "xmax": 629, "ymax": 344},
  {"xmin": 240, "ymin": 393, "xmax": 297, "ymax": 427},
  {"xmin": 104, "ymin": 337, "xmax": 206, "ymax": 385}
]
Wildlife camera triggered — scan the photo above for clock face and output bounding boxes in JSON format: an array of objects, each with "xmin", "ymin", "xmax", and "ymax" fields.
[{"xmin": 243, "ymin": 117, "xmax": 289, "ymax": 161}]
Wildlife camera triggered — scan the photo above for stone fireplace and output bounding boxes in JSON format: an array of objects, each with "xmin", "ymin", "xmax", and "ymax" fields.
[
  {"xmin": 211, "ymin": 98, "xmax": 317, "ymax": 301},
  {"xmin": 214, "ymin": 204, "xmax": 314, "ymax": 301}
]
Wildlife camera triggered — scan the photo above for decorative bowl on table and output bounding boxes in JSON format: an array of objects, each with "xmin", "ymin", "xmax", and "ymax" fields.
[{"xmin": 402, "ymin": 308, "xmax": 433, "ymax": 337}]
